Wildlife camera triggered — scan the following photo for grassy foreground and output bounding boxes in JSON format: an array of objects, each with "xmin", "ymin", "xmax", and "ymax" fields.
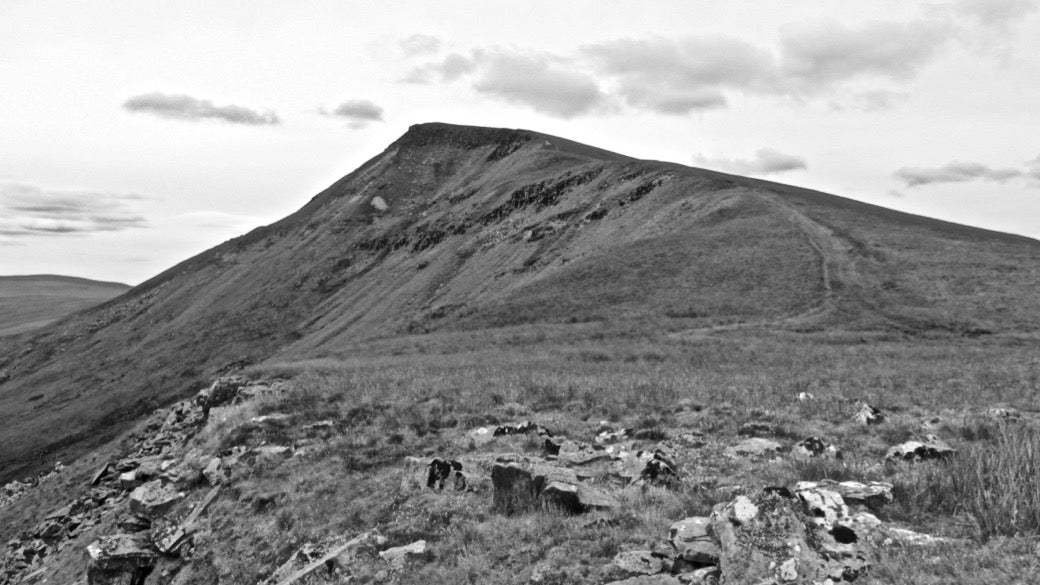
[{"xmin": 5, "ymin": 325, "xmax": 1040, "ymax": 583}]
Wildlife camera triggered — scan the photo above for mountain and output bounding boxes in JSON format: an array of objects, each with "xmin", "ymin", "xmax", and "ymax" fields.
[
  {"xmin": 2, "ymin": 122, "xmax": 1040, "ymax": 484},
  {"xmin": 0, "ymin": 275, "xmax": 130, "ymax": 337}
]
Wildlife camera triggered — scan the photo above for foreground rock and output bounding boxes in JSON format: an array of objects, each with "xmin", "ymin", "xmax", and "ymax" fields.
[
  {"xmin": 668, "ymin": 517, "xmax": 718, "ymax": 567},
  {"xmin": 710, "ymin": 488, "xmax": 873, "ymax": 583},
  {"xmin": 491, "ymin": 455, "xmax": 617, "ymax": 515},
  {"xmin": 86, "ymin": 534, "xmax": 157, "ymax": 585}
]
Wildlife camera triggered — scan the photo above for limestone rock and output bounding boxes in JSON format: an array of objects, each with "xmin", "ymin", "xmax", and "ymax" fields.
[
  {"xmin": 612, "ymin": 550, "xmax": 665, "ymax": 577},
  {"xmin": 379, "ymin": 540, "xmax": 426, "ymax": 571},
  {"xmin": 668, "ymin": 517, "xmax": 718, "ymax": 565},
  {"xmin": 854, "ymin": 403, "xmax": 885, "ymax": 425},
  {"xmin": 86, "ymin": 533, "xmax": 157, "ymax": 584},
  {"xmin": 725, "ymin": 437, "xmax": 783, "ymax": 458},
  {"xmin": 129, "ymin": 480, "xmax": 185, "ymax": 520},
  {"xmin": 710, "ymin": 488, "xmax": 872, "ymax": 584},
  {"xmin": 795, "ymin": 480, "xmax": 893, "ymax": 509},
  {"xmin": 885, "ymin": 436, "xmax": 955, "ymax": 462}
]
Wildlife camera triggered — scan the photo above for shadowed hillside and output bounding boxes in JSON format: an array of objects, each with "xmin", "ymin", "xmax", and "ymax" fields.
[
  {"xmin": 0, "ymin": 275, "xmax": 129, "ymax": 337},
  {"xmin": 2, "ymin": 122, "xmax": 1040, "ymax": 483}
]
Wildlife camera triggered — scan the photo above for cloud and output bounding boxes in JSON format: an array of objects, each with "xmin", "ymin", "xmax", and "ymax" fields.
[
  {"xmin": 123, "ymin": 92, "xmax": 279, "ymax": 125},
  {"xmin": 399, "ymin": 34, "xmax": 442, "ymax": 57},
  {"xmin": 403, "ymin": 52, "xmax": 477, "ymax": 84},
  {"xmin": 692, "ymin": 148, "xmax": 808, "ymax": 175},
  {"xmin": 953, "ymin": 0, "xmax": 1038, "ymax": 30},
  {"xmin": 778, "ymin": 20, "xmax": 951, "ymax": 88},
  {"xmin": 1025, "ymin": 155, "xmax": 1040, "ymax": 180},
  {"xmin": 471, "ymin": 51, "xmax": 607, "ymax": 118},
  {"xmin": 0, "ymin": 183, "xmax": 148, "ymax": 238},
  {"xmin": 322, "ymin": 99, "xmax": 385, "ymax": 128},
  {"xmin": 894, "ymin": 161, "xmax": 1024, "ymax": 186}
]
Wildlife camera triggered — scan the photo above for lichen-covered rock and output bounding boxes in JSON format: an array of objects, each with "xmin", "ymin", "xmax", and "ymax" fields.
[
  {"xmin": 710, "ymin": 488, "xmax": 872, "ymax": 584},
  {"xmin": 612, "ymin": 549, "xmax": 666, "ymax": 577}
]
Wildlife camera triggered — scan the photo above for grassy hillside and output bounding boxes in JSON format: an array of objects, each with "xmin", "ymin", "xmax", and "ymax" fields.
[
  {"xmin": 0, "ymin": 275, "xmax": 129, "ymax": 337},
  {"xmin": 1, "ymin": 122, "xmax": 1039, "ymax": 486}
]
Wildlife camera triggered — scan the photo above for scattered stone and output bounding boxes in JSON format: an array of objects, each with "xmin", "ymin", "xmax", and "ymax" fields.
[
  {"xmin": 737, "ymin": 421, "xmax": 778, "ymax": 437},
  {"xmin": 615, "ymin": 447, "xmax": 678, "ymax": 485},
  {"xmin": 797, "ymin": 392, "xmax": 815, "ymax": 401},
  {"xmin": 595, "ymin": 427, "xmax": 630, "ymax": 444},
  {"xmin": 265, "ymin": 531, "xmax": 383, "ymax": 585},
  {"xmin": 792, "ymin": 436, "xmax": 842, "ymax": 459},
  {"xmin": 613, "ymin": 550, "xmax": 665, "ymax": 577},
  {"xmin": 379, "ymin": 540, "xmax": 426, "ymax": 571},
  {"xmin": 725, "ymin": 437, "xmax": 783, "ymax": 458},
  {"xmin": 795, "ymin": 480, "xmax": 893, "ymax": 509},
  {"xmin": 86, "ymin": 533, "xmax": 157, "ymax": 585},
  {"xmin": 604, "ymin": 576, "xmax": 682, "ymax": 585},
  {"xmin": 128, "ymin": 480, "xmax": 185, "ymax": 520},
  {"xmin": 885, "ymin": 435, "xmax": 956, "ymax": 462},
  {"xmin": 854, "ymin": 403, "xmax": 886, "ymax": 425},
  {"xmin": 557, "ymin": 440, "xmax": 614, "ymax": 466},
  {"xmin": 669, "ymin": 517, "xmax": 718, "ymax": 566},
  {"xmin": 987, "ymin": 407, "xmax": 1022, "ymax": 421},
  {"xmin": 427, "ymin": 458, "xmax": 466, "ymax": 491}
]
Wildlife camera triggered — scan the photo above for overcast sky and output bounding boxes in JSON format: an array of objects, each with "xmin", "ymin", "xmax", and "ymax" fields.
[{"xmin": 2, "ymin": 1, "xmax": 1038, "ymax": 284}]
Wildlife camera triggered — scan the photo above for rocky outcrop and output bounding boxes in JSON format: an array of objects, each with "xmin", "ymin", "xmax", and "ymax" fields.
[{"xmin": 491, "ymin": 455, "xmax": 617, "ymax": 515}]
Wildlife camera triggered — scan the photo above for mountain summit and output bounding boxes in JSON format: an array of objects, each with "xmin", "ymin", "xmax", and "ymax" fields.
[{"xmin": 2, "ymin": 122, "xmax": 1039, "ymax": 482}]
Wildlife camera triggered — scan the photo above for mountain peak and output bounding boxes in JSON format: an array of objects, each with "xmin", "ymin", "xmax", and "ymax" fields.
[{"xmin": 395, "ymin": 122, "xmax": 534, "ymax": 151}]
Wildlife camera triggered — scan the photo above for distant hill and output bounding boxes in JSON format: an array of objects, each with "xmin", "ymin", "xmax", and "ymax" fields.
[
  {"xmin": 2, "ymin": 122, "xmax": 1040, "ymax": 483},
  {"xmin": 0, "ymin": 275, "xmax": 130, "ymax": 337}
]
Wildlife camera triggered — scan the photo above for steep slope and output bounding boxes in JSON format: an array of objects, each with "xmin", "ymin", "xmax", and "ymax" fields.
[
  {"xmin": 0, "ymin": 275, "xmax": 129, "ymax": 337},
  {"xmin": 2, "ymin": 122, "xmax": 1040, "ymax": 483}
]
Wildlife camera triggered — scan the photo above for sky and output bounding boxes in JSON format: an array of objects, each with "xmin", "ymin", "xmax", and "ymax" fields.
[{"xmin": 1, "ymin": 1, "xmax": 1038, "ymax": 285}]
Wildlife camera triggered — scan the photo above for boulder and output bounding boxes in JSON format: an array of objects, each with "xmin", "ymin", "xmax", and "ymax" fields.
[
  {"xmin": 539, "ymin": 481, "xmax": 617, "ymax": 514},
  {"xmin": 379, "ymin": 540, "xmax": 426, "ymax": 571},
  {"xmin": 86, "ymin": 533, "xmax": 157, "ymax": 585},
  {"xmin": 492, "ymin": 455, "xmax": 614, "ymax": 515},
  {"xmin": 614, "ymin": 447, "xmax": 678, "ymax": 484},
  {"xmin": 613, "ymin": 550, "xmax": 666, "ymax": 577},
  {"xmin": 795, "ymin": 480, "xmax": 893, "ymax": 509},
  {"xmin": 710, "ymin": 488, "xmax": 872, "ymax": 584},
  {"xmin": 792, "ymin": 436, "xmax": 841, "ymax": 459},
  {"xmin": 725, "ymin": 437, "xmax": 783, "ymax": 458},
  {"xmin": 853, "ymin": 403, "xmax": 885, "ymax": 425},
  {"xmin": 885, "ymin": 436, "xmax": 956, "ymax": 462},
  {"xmin": 128, "ymin": 480, "xmax": 185, "ymax": 520},
  {"xmin": 677, "ymin": 566, "xmax": 720, "ymax": 584},
  {"xmin": 668, "ymin": 517, "xmax": 718, "ymax": 566}
]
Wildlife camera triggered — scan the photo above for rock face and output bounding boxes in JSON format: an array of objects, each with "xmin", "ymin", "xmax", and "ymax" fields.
[
  {"xmin": 710, "ymin": 487, "xmax": 874, "ymax": 584},
  {"xmin": 885, "ymin": 436, "xmax": 956, "ymax": 462}
]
